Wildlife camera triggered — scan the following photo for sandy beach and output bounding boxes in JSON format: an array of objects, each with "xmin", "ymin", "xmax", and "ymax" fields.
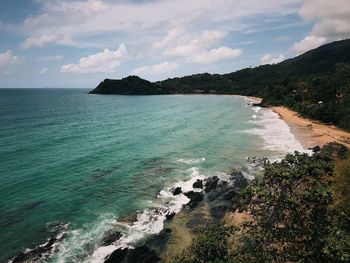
[{"xmin": 273, "ymin": 106, "xmax": 350, "ymax": 149}]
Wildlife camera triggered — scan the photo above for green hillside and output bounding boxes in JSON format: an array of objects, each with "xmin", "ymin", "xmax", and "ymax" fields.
[{"xmin": 90, "ymin": 39, "xmax": 350, "ymax": 130}]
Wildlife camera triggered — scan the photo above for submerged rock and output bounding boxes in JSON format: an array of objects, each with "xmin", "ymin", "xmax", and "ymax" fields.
[
  {"xmin": 11, "ymin": 222, "xmax": 67, "ymax": 263},
  {"xmin": 12, "ymin": 236, "xmax": 61, "ymax": 263}
]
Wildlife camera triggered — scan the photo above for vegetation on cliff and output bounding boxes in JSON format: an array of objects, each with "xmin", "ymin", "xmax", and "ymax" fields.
[{"xmin": 172, "ymin": 143, "xmax": 350, "ymax": 263}]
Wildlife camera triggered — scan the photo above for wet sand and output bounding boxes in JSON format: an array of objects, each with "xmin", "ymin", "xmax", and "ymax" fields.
[{"xmin": 273, "ymin": 106, "xmax": 350, "ymax": 148}]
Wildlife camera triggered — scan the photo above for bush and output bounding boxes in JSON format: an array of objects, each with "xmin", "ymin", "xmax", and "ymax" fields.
[{"xmin": 172, "ymin": 225, "xmax": 236, "ymax": 263}]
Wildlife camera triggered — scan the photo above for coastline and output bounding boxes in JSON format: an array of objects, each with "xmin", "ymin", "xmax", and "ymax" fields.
[{"xmin": 272, "ymin": 106, "xmax": 350, "ymax": 149}]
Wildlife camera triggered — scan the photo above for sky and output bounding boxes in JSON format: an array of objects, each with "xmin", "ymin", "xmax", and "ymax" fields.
[{"xmin": 0, "ymin": 0, "xmax": 349, "ymax": 88}]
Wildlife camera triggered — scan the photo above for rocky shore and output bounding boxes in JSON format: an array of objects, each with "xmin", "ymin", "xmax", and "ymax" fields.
[
  {"xmin": 9, "ymin": 161, "xmax": 263, "ymax": 263},
  {"xmin": 102, "ymin": 168, "xmax": 254, "ymax": 263}
]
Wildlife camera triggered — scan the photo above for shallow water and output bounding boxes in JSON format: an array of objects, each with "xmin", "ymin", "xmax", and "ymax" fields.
[{"xmin": 0, "ymin": 89, "xmax": 303, "ymax": 262}]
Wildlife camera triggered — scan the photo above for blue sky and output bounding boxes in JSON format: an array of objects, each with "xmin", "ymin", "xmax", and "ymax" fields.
[{"xmin": 0, "ymin": 0, "xmax": 349, "ymax": 88}]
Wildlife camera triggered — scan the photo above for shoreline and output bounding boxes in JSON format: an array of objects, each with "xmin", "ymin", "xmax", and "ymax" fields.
[{"xmin": 272, "ymin": 106, "xmax": 350, "ymax": 149}]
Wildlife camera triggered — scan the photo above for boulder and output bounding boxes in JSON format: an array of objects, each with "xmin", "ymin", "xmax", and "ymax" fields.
[
  {"xmin": 184, "ymin": 191, "xmax": 204, "ymax": 209},
  {"xmin": 104, "ymin": 248, "xmax": 128, "ymax": 263},
  {"xmin": 230, "ymin": 171, "xmax": 249, "ymax": 190},
  {"xmin": 102, "ymin": 231, "xmax": 122, "ymax": 246},
  {"xmin": 144, "ymin": 228, "xmax": 172, "ymax": 250},
  {"xmin": 165, "ymin": 211, "xmax": 176, "ymax": 220},
  {"xmin": 204, "ymin": 176, "xmax": 219, "ymax": 192},
  {"xmin": 312, "ymin": 145, "xmax": 321, "ymax": 153},
  {"xmin": 127, "ymin": 246, "xmax": 160, "ymax": 263},
  {"xmin": 104, "ymin": 246, "xmax": 160, "ymax": 263},
  {"xmin": 170, "ymin": 187, "xmax": 182, "ymax": 195},
  {"xmin": 192, "ymin": 179, "xmax": 203, "ymax": 189},
  {"xmin": 11, "ymin": 234, "xmax": 64, "ymax": 263}
]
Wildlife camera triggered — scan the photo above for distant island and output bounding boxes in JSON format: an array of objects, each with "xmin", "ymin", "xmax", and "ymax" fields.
[{"xmin": 90, "ymin": 39, "xmax": 350, "ymax": 131}]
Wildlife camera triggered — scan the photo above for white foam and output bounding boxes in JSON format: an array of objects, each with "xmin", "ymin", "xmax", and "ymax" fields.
[
  {"xmin": 244, "ymin": 107, "xmax": 308, "ymax": 155},
  {"xmin": 177, "ymin": 157, "xmax": 205, "ymax": 164},
  {"xmin": 242, "ymin": 96, "xmax": 262, "ymax": 104},
  {"xmin": 86, "ymin": 167, "xmax": 206, "ymax": 263},
  {"xmin": 253, "ymin": 106, "xmax": 261, "ymax": 113}
]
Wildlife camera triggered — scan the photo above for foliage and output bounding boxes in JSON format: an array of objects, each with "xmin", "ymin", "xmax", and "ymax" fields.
[
  {"xmin": 320, "ymin": 142, "xmax": 349, "ymax": 160},
  {"xmin": 171, "ymin": 225, "xmax": 236, "ymax": 263},
  {"xmin": 332, "ymin": 156, "xmax": 350, "ymax": 217},
  {"xmin": 171, "ymin": 147, "xmax": 350, "ymax": 263},
  {"xmin": 242, "ymin": 152, "xmax": 334, "ymax": 262}
]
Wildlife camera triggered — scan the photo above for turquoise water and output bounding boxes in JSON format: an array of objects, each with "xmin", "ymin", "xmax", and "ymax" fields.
[{"xmin": 0, "ymin": 89, "xmax": 283, "ymax": 262}]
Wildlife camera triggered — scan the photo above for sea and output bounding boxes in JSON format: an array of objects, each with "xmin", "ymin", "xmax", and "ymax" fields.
[{"xmin": 0, "ymin": 88, "xmax": 305, "ymax": 262}]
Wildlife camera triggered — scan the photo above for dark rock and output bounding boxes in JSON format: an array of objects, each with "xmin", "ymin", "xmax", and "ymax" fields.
[
  {"xmin": 207, "ymin": 188, "xmax": 224, "ymax": 202},
  {"xmin": 161, "ymin": 228, "xmax": 172, "ymax": 234},
  {"xmin": 218, "ymin": 180, "xmax": 229, "ymax": 187},
  {"xmin": 104, "ymin": 248, "xmax": 129, "ymax": 263},
  {"xmin": 127, "ymin": 246, "xmax": 160, "ymax": 263},
  {"xmin": 186, "ymin": 210, "xmax": 212, "ymax": 229},
  {"xmin": 192, "ymin": 179, "xmax": 203, "ymax": 189},
  {"xmin": 222, "ymin": 189, "xmax": 237, "ymax": 201},
  {"xmin": 12, "ymin": 237, "xmax": 60, "ymax": 263},
  {"xmin": 144, "ymin": 228, "xmax": 172, "ymax": 250},
  {"xmin": 165, "ymin": 211, "xmax": 176, "ymax": 220},
  {"xmin": 153, "ymin": 207, "xmax": 165, "ymax": 215},
  {"xmin": 209, "ymin": 204, "xmax": 230, "ymax": 220},
  {"xmin": 102, "ymin": 231, "xmax": 122, "ymax": 246},
  {"xmin": 170, "ymin": 187, "xmax": 182, "ymax": 195},
  {"xmin": 104, "ymin": 245, "xmax": 160, "ymax": 263},
  {"xmin": 230, "ymin": 170, "xmax": 249, "ymax": 190},
  {"xmin": 184, "ymin": 191, "xmax": 204, "ymax": 209},
  {"xmin": 312, "ymin": 145, "xmax": 321, "ymax": 153},
  {"xmin": 204, "ymin": 176, "xmax": 219, "ymax": 192}
]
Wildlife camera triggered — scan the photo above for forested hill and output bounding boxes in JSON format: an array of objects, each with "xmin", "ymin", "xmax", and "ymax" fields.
[{"xmin": 89, "ymin": 39, "xmax": 350, "ymax": 130}]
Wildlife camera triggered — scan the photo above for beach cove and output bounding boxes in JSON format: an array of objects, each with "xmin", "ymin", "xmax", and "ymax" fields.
[{"xmin": 0, "ymin": 89, "xmax": 312, "ymax": 262}]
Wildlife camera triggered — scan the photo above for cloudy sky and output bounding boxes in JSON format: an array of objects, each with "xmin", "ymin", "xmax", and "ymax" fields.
[{"xmin": 0, "ymin": 0, "xmax": 349, "ymax": 88}]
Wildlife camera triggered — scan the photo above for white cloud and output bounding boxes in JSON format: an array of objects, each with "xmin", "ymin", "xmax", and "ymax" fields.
[
  {"xmin": 192, "ymin": 47, "xmax": 242, "ymax": 64},
  {"xmin": 161, "ymin": 29, "xmax": 228, "ymax": 57},
  {"xmin": 61, "ymin": 44, "xmax": 127, "ymax": 74},
  {"xmin": 16, "ymin": 0, "xmax": 300, "ymax": 49},
  {"xmin": 299, "ymin": 0, "xmax": 350, "ymax": 39},
  {"xmin": 152, "ymin": 28, "xmax": 241, "ymax": 64},
  {"xmin": 21, "ymin": 34, "xmax": 62, "ymax": 49},
  {"xmin": 260, "ymin": 53, "xmax": 285, "ymax": 64},
  {"xmin": 292, "ymin": 35, "xmax": 327, "ymax": 54},
  {"xmin": 0, "ymin": 50, "xmax": 20, "ymax": 73},
  {"xmin": 133, "ymin": 62, "xmax": 178, "ymax": 76},
  {"xmin": 37, "ymin": 55, "xmax": 64, "ymax": 61},
  {"xmin": 291, "ymin": 0, "xmax": 350, "ymax": 54},
  {"xmin": 39, "ymin": 67, "xmax": 48, "ymax": 74}
]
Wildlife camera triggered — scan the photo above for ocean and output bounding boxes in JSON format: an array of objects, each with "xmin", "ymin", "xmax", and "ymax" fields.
[{"xmin": 0, "ymin": 88, "xmax": 305, "ymax": 262}]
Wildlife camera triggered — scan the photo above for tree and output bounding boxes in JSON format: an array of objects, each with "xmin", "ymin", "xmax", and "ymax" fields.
[{"xmin": 243, "ymin": 152, "xmax": 334, "ymax": 262}]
